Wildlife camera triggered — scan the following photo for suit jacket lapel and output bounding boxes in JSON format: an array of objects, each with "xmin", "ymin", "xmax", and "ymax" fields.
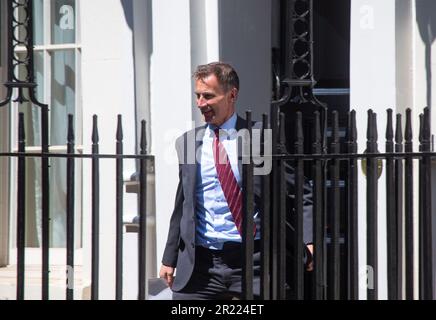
[{"xmin": 185, "ymin": 125, "xmax": 206, "ymax": 216}]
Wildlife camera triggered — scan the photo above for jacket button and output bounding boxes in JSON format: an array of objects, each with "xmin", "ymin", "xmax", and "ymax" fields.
[{"xmin": 191, "ymin": 243, "xmax": 195, "ymax": 248}]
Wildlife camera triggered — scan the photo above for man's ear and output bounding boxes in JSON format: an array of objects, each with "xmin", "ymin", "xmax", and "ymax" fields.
[{"xmin": 230, "ymin": 88, "xmax": 238, "ymax": 101}]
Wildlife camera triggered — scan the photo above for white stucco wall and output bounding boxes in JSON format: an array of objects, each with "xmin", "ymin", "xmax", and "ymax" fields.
[
  {"xmin": 80, "ymin": 0, "xmax": 137, "ymax": 299},
  {"xmin": 351, "ymin": 0, "xmax": 396, "ymax": 300},
  {"xmin": 150, "ymin": 0, "xmax": 194, "ymax": 277}
]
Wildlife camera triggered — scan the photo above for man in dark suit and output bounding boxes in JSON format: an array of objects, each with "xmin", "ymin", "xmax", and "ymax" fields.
[{"xmin": 159, "ymin": 62, "xmax": 313, "ymax": 299}]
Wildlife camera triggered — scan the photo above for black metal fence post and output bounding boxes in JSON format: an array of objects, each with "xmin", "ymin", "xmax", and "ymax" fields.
[
  {"xmin": 17, "ymin": 113, "xmax": 26, "ymax": 300},
  {"xmin": 394, "ymin": 113, "xmax": 404, "ymax": 300},
  {"xmin": 404, "ymin": 109, "xmax": 414, "ymax": 300},
  {"xmin": 116, "ymin": 115, "xmax": 123, "ymax": 300},
  {"xmin": 260, "ymin": 113, "xmax": 271, "ymax": 300},
  {"xmin": 66, "ymin": 114, "xmax": 75, "ymax": 300},
  {"xmin": 242, "ymin": 111, "xmax": 254, "ymax": 300},
  {"xmin": 366, "ymin": 110, "xmax": 378, "ymax": 300},
  {"xmin": 294, "ymin": 111, "xmax": 304, "ymax": 300},
  {"xmin": 385, "ymin": 109, "xmax": 397, "ymax": 300},
  {"xmin": 138, "ymin": 120, "xmax": 148, "ymax": 300},
  {"xmin": 328, "ymin": 111, "xmax": 341, "ymax": 300},
  {"xmin": 419, "ymin": 107, "xmax": 433, "ymax": 300},
  {"xmin": 347, "ymin": 110, "xmax": 358, "ymax": 300},
  {"xmin": 91, "ymin": 115, "xmax": 100, "ymax": 300},
  {"xmin": 312, "ymin": 111, "xmax": 324, "ymax": 300},
  {"xmin": 277, "ymin": 113, "xmax": 287, "ymax": 300}
]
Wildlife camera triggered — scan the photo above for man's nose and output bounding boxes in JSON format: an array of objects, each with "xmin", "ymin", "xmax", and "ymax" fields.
[{"xmin": 197, "ymin": 96, "xmax": 207, "ymax": 108}]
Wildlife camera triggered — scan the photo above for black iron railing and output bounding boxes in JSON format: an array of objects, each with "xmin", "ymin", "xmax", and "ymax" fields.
[
  {"xmin": 0, "ymin": 114, "xmax": 152, "ymax": 300},
  {"xmin": 241, "ymin": 107, "xmax": 434, "ymax": 300}
]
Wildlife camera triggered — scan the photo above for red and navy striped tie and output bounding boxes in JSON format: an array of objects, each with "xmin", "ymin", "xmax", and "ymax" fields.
[{"xmin": 213, "ymin": 128, "xmax": 255, "ymax": 236}]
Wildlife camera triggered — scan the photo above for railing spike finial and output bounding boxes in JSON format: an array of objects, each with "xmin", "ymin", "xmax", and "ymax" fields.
[
  {"xmin": 261, "ymin": 113, "xmax": 269, "ymax": 156},
  {"xmin": 405, "ymin": 108, "xmax": 413, "ymax": 143},
  {"xmin": 116, "ymin": 115, "xmax": 123, "ymax": 142},
  {"xmin": 367, "ymin": 109, "xmax": 374, "ymax": 142},
  {"xmin": 395, "ymin": 113, "xmax": 403, "ymax": 147},
  {"xmin": 419, "ymin": 113, "xmax": 424, "ymax": 149},
  {"xmin": 18, "ymin": 112, "xmax": 25, "ymax": 143},
  {"xmin": 246, "ymin": 110, "xmax": 252, "ymax": 127},
  {"xmin": 386, "ymin": 109, "xmax": 394, "ymax": 142},
  {"xmin": 92, "ymin": 115, "xmax": 99, "ymax": 144},
  {"xmin": 68, "ymin": 114, "xmax": 75, "ymax": 144},
  {"xmin": 348, "ymin": 110, "xmax": 357, "ymax": 144},
  {"xmin": 373, "ymin": 112, "xmax": 378, "ymax": 143},
  {"xmin": 140, "ymin": 120, "xmax": 147, "ymax": 155},
  {"xmin": 332, "ymin": 110, "xmax": 339, "ymax": 145},
  {"xmin": 423, "ymin": 107, "xmax": 431, "ymax": 144}
]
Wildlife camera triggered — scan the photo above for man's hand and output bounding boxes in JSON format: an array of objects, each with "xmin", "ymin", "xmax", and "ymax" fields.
[
  {"xmin": 305, "ymin": 244, "xmax": 314, "ymax": 272},
  {"xmin": 159, "ymin": 265, "xmax": 175, "ymax": 288}
]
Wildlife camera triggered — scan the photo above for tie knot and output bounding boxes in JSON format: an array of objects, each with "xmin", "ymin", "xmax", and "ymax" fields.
[{"xmin": 214, "ymin": 128, "xmax": 220, "ymax": 138}]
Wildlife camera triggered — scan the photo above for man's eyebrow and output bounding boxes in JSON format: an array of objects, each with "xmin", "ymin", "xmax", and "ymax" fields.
[{"xmin": 194, "ymin": 91, "xmax": 214, "ymax": 96}]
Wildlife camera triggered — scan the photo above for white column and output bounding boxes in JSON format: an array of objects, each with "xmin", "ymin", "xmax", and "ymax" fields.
[
  {"xmin": 150, "ymin": 0, "xmax": 194, "ymax": 276},
  {"xmin": 80, "ymin": 0, "xmax": 136, "ymax": 299},
  {"xmin": 350, "ymin": 0, "xmax": 396, "ymax": 300}
]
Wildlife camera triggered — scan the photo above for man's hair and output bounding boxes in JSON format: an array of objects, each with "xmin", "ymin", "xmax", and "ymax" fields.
[{"xmin": 193, "ymin": 62, "xmax": 239, "ymax": 92}]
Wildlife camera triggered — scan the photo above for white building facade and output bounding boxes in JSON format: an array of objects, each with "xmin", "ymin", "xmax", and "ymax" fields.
[{"xmin": 0, "ymin": 0, "xmax": 435, "ymax": 299}]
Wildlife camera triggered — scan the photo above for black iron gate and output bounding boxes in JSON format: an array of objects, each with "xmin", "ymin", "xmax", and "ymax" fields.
[{"xmin": 239, "ymin": 106, "xmax": 434, "ymax": 300}]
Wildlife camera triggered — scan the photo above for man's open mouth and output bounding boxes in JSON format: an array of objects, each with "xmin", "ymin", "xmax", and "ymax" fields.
[{"xmin": 202, "ymin": 107, "xmax": 214, "ymax": 121}]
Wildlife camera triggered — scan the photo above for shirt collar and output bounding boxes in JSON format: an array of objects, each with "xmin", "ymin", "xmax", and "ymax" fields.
[{"xmin": 208, "ymin": 112, "xmax": 237, "ymax": 133}]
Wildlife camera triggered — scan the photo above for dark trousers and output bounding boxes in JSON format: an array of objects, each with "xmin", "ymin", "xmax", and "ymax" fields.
[{"xmin": 172, "ymin": 241, "xmax": 261, "ymax": 300}]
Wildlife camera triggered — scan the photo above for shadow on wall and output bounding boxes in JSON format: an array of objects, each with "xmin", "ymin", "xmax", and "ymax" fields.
[
  {"xmin": 121, "ymin": 0, "xmax": 134, "ymax": 30},
  {"xmin": 415, "ymin": 0, "xmax": 436, "ymax": 109}
]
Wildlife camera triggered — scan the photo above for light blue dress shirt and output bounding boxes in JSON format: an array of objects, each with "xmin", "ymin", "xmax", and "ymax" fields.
[{"xmin": 195, "ymin": 113, "xmax": 259, "ymax": 250}]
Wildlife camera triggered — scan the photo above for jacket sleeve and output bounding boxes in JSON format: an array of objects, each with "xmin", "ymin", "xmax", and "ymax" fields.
[
  {"xmin": 161, "ymin": 165, "xmax": 184, "ymax": 267},
  {"xmin": 161, "ymin": 136, "xmax": 185, "ymax": 267}
]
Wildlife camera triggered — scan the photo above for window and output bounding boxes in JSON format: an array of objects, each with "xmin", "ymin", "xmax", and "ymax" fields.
[{"xmin": 12, "ymin": 0, "xmax": 81, "ymax": 248}]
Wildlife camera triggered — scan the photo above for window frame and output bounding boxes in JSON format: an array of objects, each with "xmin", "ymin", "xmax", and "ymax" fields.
[{"xmin": 9, "ymin": 0, "xmax": 83, "ymax": 255}]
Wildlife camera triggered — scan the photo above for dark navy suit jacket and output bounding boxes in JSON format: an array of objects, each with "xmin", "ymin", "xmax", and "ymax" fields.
[{"xmin": 161, "ymin": 116, "xmax": 313, "ymax": 292}]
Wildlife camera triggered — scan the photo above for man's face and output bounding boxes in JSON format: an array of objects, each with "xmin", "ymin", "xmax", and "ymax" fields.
[{"xmin": 195, "ymin": 74, "xmax": 237, "ymax": 127}]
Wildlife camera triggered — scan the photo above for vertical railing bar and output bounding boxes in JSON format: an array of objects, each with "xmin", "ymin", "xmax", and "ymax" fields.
[
  {"xmin": 294, "ymin": 111, "xmax": 304, "ymax": 300},
  {"xmin": 115, "ymin": 115, "xmax": 123, "ymax": 300},
  {"xmin": 260, "ymin": 113, "xmax": 271, "ymax": 300},
  {"xmin": 66, "ymin": 114, "xmax": 75, "ymax": 300},
  {"xmin": 17, "ymin": 113, "xmax": 26, "ymax": 300},
  {"xmin": 395, "ymin": 113, "xmax": 404, "ymax": 300},
  {"xmin": 31, "ymin": 0, "xmax": 51, "ymax": 297},
  {"xmin": 420, "ymin": 107, "xmax": 433, "ymax": 299},
  {"xmin": 138, "ymin": 120, "xmax": 148, "ymax": 300},
  {"xmin": 328, "ymin": 111, "xmax": 340, "ymax": 300},
  {"xmin": 347, "ymin": 110, "xmax": 359, "ymax": 299},
  {"xmin": 366, "ymin": 110, "xmax": 378, "ymax": 300},
  {"xmin": 312, "ymin": 111, "xmax": 324, "ymax": 300},
  {"xmin": 386, "ymin": 109, "xmax": 397, "ymax": 299},
  {"xmin": 242, "ymin": 111, "xmax": 254, "ymax": 300},
  {"xmin": 270, "ymin": 103, "xmax": 280, "ymax": 300},
  {"xmin": 41, "ymin": 105, "xmax": 50, "ymax": 300},
  {"xmin": 91, "ymin": 115, "xmax": 100, "ymax": 300},
  {"xmin": 278, "ymin": 113, "xmax": 287, "ymax": 300},
  {"xmin": 404, "ymin": 108, "xmax": 414, "ymax": 300},
  {"xmin": 418, "ymin": 113, "xmax": 424, "ymax": 300}
]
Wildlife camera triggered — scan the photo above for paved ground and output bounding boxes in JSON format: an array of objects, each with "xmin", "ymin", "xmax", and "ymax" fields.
[{"xmin": 0, "ymin": 264, "xmax": 85, "ymax": 300}]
